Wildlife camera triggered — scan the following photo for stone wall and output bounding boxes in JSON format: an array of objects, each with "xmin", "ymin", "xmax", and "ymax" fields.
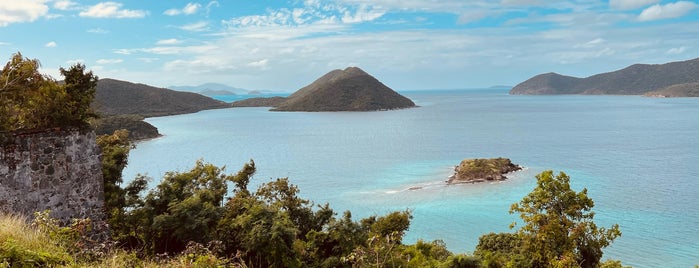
[{"xmin": 0, "ymin": 129, "xmax": 104, "ymax": 222}]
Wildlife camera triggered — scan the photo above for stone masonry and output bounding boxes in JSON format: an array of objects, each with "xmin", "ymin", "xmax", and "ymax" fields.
[{"xmin": 0, "ymin": 129, "xmax": 104, "ymax": 222}]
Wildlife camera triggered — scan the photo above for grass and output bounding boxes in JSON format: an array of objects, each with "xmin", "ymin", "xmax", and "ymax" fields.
[{"xmin": 0, "ymin": 212, "xmax": 73, "ymax": 267}]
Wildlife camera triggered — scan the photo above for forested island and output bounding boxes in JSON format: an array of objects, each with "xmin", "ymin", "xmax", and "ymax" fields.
[{"xmin": 448, "ymin": 158, "xmax": 522, "ymax": 184}]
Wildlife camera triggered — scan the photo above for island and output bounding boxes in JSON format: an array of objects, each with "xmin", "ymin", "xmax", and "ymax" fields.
[
  {"xmin": 232, "ymin": 67, "xmax": 416, "ymax": 111},
  {"xmin": 448, "ymin": 158, "xmax": 522, "ymax": 184},
  {"xmin": 510, "ymin": 57, "xmax": 699, "ymax": 96}
]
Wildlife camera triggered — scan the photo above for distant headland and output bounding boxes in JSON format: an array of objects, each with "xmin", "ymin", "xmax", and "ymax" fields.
[{"xmin": 510, "ymin": 57, "xmax": 699, "ymax": 97}]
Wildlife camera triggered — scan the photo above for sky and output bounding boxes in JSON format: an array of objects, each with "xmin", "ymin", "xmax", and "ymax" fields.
[{"xmin": 1, "ymin": 0, "xmax": 698, "ymax": 91}]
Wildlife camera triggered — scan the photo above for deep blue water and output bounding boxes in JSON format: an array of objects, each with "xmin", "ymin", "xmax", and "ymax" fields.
[{"xmin": 123, "ymin": 89, "xmax": 699, "ymax": 267}]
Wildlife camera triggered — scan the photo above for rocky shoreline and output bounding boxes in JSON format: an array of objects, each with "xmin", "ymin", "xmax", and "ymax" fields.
[{"xmin": 447, "ymin": 158, "xmax": 522, "ymax": 184}]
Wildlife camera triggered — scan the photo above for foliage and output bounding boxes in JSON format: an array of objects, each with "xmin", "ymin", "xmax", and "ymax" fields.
[
  {"xmin": 0, "ymin": 52, "xmax": 97, "ymax": 132},
  {"xmin": 0, "ymin": 212, "xmax": 73, "ymax": 267},
  {"xmin": 509, "ymin": 170, "xmax": 621, "ymax": 268},
  {"xmin": 475, "ymin": 232, "xmax": 529, "ymax": 268}
]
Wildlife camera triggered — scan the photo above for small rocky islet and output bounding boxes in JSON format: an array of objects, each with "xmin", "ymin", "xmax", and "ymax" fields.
[{"xmin": 447, "ymin": 157, "xmax": 522, "ymax": 184}]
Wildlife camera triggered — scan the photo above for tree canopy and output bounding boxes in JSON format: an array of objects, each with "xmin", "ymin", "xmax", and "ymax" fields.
[
  {"xmin": 476, "ymin": 170, "xmax": 622, "ymax": 268},
  {"xmin": 0, "ymin": 52, "xmax": 97, "ymax": 132}
]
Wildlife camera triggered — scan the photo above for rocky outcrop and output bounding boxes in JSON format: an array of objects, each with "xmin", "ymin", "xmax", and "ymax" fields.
[
  {"xmin": 0, "ymin": 129, "xmax": 104, "ymax": 223},
  {"xmin": 448, "ymin": 158, "xmax": 521, "ymax": 184},
  {"xmin": 510, "ymin": 57, "xmax": 699, "ymax": 95},
  {"xmin": 271, "ymin": 67, "xmax": 416, "ymax": 111}
]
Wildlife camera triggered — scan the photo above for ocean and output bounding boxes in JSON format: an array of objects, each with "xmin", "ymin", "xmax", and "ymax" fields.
[{"xmin": 123, "ymin": 89, "xmax": 699, "ymax": 267}]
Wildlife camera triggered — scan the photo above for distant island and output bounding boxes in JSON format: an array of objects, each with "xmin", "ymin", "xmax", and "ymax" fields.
[
  {"xmin": 199, "ymin": 89, "xmax": 237, "ymax": 96},
  {"xmin": 448, "ymin": 158, "xmax": 522, "ymax": 184},
  {"xmin": 510, "ymin": 57, "xmax": 699, "ymax": 97},
  {"xmin": 169, "ymin": 83, "xmax": 250, "ymax": 95},
  {"xmin": 232, "ymin": 67, "xmax": 416, "ymax": 112}
]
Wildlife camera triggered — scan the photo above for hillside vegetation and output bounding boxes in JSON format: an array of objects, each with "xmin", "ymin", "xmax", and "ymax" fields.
[
  {"xmin": 94, "ymin": 78, "xmax": 228, "ymax": 117},
  {"xmin": 231, "ymin": 96, "xmax": 287, "ymax": 107},
  {"xmin": 510, "ymin": 57, "xmax": 699, "ymax": 96},
  {"xmin": 644, "ymin": 82, "xmax": 699, "ymax": 97}
]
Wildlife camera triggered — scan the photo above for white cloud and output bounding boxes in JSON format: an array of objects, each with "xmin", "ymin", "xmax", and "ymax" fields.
[
  {"xmin": 205, "ymin": 1, "xmax": 219, "ymax": 16},
  {"xmin": 0, "ymin": 0, "xmax": 49, "ymax": 26},
  {"xmin": 79, "ymin": 2, "xmax": 147, "ymax": 18},
  {"xmin": 182, "ymin": 3, "xmax": 200, "ymax": 15},
  {"xmin": 66, "ymin": 59, "xmax": 84, "ymax": 65},
  {"xmin": 638, "ymin": 1, "xmax": 698, "ymax": 21},
  {"xmin": 163, "ymin": 8, "xmax": 180, "ymax": 16},
  {"xmin": 179, "ymin": 21, "xmax": 208, "ymax": 31},
  {"xmin": 576, "ymin": 38, "xmax": 606, "ymax": 48},
  {"xmin": 137, "ymin": 58, "xmax": 158, "ymax": 63},
  {"xmin": 341, "ymin": 4, "xmax": 385, "ymax": 23},
  {"xmin": 610, "ymin": 0, "xmax": 659, "ymax": 10},
  {"xmin": 45, "ymin": 41, "xmax": 57, "ymax": 47},
  {"xmin": 164, "ymin": 2, "xmax": 201, "ymax": 16},
  {"xmin": 157, "ymin": 38, "xmax": 183, "ymax": 45},
  {"xmin": 247, "ymin": 59, "xmax": 269, "ymax": 68},
  {"xmin": 666, "ymin": 46, "xmax": 687, "ymax": 55},
  {"xmin": 53, "ymin": 0, "xmax": 78, "ymax": 10},
  {"xmin": 113, "ymin": 48, "xmax": 131, "ymax": 55},
  {"xmin": 96, "ymin": 59, "xmax": 123, "ymax": 64},
  {"xmin": 87, "ymin": 28, "xmax": 108, "ymax": 34}
]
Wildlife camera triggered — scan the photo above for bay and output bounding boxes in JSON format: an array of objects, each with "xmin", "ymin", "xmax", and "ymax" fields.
[{"xmin": 123, "ymin": 89, "xmax": 699, "ymax": 267}]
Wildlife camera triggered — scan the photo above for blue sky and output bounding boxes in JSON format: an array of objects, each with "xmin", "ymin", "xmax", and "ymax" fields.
[{"xmin": 1, "ymin": 0, "xmax": 698, "ymax": 91}]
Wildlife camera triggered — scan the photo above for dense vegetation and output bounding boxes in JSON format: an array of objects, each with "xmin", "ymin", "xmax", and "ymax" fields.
[
  {"xmin": 510, "ymin": 57, "xmax": 699, "ymax": 96},
  {"xmin": 0, "ymin": 52, "xmax": 97, "ymax": 133}
]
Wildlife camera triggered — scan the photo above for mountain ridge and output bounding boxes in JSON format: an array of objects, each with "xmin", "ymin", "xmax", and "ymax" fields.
[{"xmin": 510, "ymin": 57, "xmax": 699, "ymax": 96}]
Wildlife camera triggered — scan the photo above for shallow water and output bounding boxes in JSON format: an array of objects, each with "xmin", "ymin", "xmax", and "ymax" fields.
[{"xmin": 124, "ymin": 89, "xmax": 699, "ymax": 267}]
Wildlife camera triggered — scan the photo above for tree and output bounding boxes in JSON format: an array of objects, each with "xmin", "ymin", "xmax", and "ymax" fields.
[
  {"xmin": 509, "ymin": 170, "xmax": 621, "ymax": 268},
  {"xmin": 0, "ymin": 52, "xmax": 52, "ymax": 131},
  {"xmin": 142, "ymin": 160, "xmax": 235, "ymax": 254},
  {"xmin": 0, "ymin": 52, "xmax": 97, "ymax": 132},
  {"xmin": 59, "ymin": 63, "xmax": 98, "ymax": 127}
]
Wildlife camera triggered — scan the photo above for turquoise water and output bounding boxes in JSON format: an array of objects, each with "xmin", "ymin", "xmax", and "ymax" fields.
[{"xmin": 123, "ymin": 89, "xmax": 699, "ymax": 267}]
